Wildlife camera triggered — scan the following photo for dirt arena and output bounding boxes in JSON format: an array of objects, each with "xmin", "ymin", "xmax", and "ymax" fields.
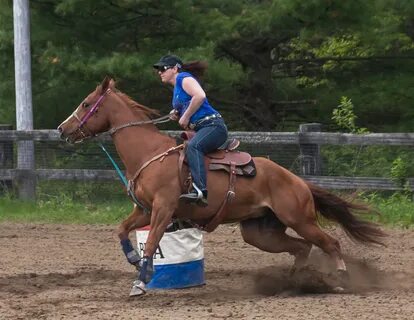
[{"xmin": 0, "ymin": 222, "xmax": 413, "ymax": 320}]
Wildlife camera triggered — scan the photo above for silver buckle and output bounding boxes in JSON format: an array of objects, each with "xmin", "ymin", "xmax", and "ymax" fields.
[{"xmin": 189, "ymin": 114, "xmax": 221, "ymax": 129}]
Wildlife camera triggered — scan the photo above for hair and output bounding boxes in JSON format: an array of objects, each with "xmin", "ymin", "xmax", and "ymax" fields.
[{"xmin": 180, "ymin": 60, "xmax": 208, "ymax": 80}]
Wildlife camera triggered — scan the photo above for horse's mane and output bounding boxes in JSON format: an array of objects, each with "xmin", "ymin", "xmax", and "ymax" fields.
[{"xmin": 114, "ymin": 90, "xmax": 160, "ymax": 119}]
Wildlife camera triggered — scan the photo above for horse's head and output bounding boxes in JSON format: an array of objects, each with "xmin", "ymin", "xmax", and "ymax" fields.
[{"xmin": 57, "ymin": 76, "xmax": 115, "ymax": 143}]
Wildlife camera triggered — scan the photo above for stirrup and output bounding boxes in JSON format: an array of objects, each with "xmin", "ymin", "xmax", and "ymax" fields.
[{"xmin": 179, "ymin": 183, "xmax": 208, "ymax": 207}]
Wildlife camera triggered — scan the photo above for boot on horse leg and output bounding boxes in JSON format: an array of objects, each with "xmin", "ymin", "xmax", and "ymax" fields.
[
  {"xmin": 129, "ymin": 201, "xmax": 175, "ymax": 297},
  {"xmin": 117, "ymin": 205, "xmax": 150, "ymax": 269},
  {"xmin": 117, "ymin": 205, "xmax": 151, "ymax": 296},
  {"xmin": 129, "ymin": 255, "xmax": 155, "ymax": 297}
]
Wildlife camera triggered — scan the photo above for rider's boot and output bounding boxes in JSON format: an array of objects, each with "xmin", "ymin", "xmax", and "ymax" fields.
[{"xmin": 179, "ymin": 183, "xmax": 208, "ymax": 207}]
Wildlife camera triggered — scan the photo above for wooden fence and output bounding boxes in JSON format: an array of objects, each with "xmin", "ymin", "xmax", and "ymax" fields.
[{"xmin": 1, "ymin": 124, "xmax": 413, "ymax": 200}]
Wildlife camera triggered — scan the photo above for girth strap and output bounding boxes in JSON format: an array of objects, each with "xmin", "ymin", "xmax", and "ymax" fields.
[{"xmin": 202, "ymin": 161, "xmax": 237, "ymax": 232}]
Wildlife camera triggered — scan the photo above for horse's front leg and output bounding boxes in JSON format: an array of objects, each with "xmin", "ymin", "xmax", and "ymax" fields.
[
  {"xmin": 118, "ymin": 204, "xmax": 151, "ymax": 269},
  {"xmin": 138, "ymin": 197, "xmax": 176, "ymax": 284}
]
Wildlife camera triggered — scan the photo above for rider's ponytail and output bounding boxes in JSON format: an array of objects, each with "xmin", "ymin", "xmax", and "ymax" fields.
[{"xmin": 181, "ymin": 61, "xmax": 208, "ymax": 80}]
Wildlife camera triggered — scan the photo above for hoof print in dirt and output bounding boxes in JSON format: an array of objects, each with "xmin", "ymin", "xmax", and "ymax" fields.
[{"xmin": 292, "ymin": 266, "xmax": 350, "ymax": 294}]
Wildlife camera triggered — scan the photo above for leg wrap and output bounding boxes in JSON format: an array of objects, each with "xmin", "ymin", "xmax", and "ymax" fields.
[
  {"xmin": 120, "ymin": 238, "xmax": 141, "ymax": 266},
  {"xmin": 138, "ymin": 256, "xmax": 154, "ymax": 284}
]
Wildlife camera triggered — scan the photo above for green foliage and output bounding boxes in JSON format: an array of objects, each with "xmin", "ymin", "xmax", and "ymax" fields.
[
  {"xmin": 1, "ymin": 192, "xmax": 412, "ymax": 226},
  {"xmin": 0, "ymin": 181, "xmax": 131, "ymax": 224},
  {"xmin": 1, "ymin": 0, "xmax": 414, "ymax": 131},
  {"xmin": 0, "ymin": 195, "xmax": 131, "ymax": 224},
  {"xmin": 363, "ymin": 192, "xmax": 414, "ymax": 227},
  {"xmin": 321, "ymin": 145, "xmax": 414, "ymax": 178},
  {"xmin": 327, "ymin": 97, "xmax": 413, "ymax": 182},
  {"xmin": 332, "ymin": 96, "xmax": 369, "ymax": 133},
  {"xmin": 390, "ymin": 156, "xmax": 412, "ymax": 190}
]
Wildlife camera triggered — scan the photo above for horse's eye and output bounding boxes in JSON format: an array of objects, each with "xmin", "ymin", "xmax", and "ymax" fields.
[{"xmin": 82, "ymin": 102, "xmax": 89, "ymax": 108}]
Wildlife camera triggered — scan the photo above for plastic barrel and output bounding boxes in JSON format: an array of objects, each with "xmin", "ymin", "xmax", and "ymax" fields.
[{"xmin": 135, "ymin": 224, "xmax": 205, "ymax": 289}]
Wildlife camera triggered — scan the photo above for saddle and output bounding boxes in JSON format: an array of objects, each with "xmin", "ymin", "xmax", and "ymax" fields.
[
  {"xmin": 126, "ymin": 132, "xmax": 256, "ymax": 233},
  {"xmin": 180, "ymin": 131, "xmax": 256, "ymax": 177},
  {"xmin": 179, "ymin": 131, "xmax": 256, "ymax": 233}
]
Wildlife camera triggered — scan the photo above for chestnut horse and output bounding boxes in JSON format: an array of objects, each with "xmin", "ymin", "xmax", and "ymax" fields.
[{"xmin": 58, "ymin": 77, "xmax": 385, "ymax": 295}]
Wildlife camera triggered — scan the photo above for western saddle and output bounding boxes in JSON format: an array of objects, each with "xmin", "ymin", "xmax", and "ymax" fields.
[{"xmin": 180, "ymin": 131, "xmax": 256, "ymax": 232}]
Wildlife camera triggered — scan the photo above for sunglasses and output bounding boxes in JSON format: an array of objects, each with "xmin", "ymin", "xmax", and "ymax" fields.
[{"xmin": 156, "ymin": 65, "xmax": 174, "ymax": 72}]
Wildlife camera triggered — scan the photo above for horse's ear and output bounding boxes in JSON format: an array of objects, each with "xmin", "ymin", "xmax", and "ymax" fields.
[
  {"xmin": 108, "ymin": 78, "xmax": 116, "ymax": 90},
  {"xmin": 100, "ymin": 76, "xmax": 111, "ymax": 93}
]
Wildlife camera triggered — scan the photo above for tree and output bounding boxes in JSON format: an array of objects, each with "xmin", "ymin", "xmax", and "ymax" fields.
[{"xmin": 1, "ymin": 0, "xmax": 413, "ymax": 131}]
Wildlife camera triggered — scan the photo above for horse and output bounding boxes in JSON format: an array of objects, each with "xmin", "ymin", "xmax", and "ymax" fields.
[{"xmin": 57, "ymin": 77, "xmax": 386, "ymax": 296}]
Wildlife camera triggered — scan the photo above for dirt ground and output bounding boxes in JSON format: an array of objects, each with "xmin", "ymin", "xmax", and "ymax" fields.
[{"xmin": 0, "ymin": 222, "xmax": 413, "ymax": 320}]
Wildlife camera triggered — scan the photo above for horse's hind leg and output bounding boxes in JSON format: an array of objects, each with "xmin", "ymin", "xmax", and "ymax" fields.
[
  {"xmin": 293, "ymin": 222, "xmax": 346, "ymax": 272},
  {"xmin": 268, "ymin": 182, "xmax": 347, "ymax": 274},
  {"xmin": 240, "ymin": 211, "xmax": 312, "ymax": 272}
]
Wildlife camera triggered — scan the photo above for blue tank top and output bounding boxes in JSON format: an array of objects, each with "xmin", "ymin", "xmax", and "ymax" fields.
[{"xmin": 172, "ymin": 72, "xmax": 219, "ymax": 124}]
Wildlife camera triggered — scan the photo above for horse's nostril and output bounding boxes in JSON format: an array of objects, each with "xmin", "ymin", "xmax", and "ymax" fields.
[{"xmin": 57, "ymin": 126, "xmax": 63, "ymax": 133}]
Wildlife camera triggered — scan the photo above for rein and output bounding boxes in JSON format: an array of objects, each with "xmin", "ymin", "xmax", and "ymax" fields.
[
  {"xmin": 69, "ymin": 88, "xmax": 180, "ymax": 214},
  {"xmin": 69, "ymin": 88, "xmax": 172, "ymax": 141},
  {"xmin": 107, "ymin": 114, "xmax": 171, "ymax": 136},
  {"xmin": 100, "ymin": 143, "xmax": 183, "ymax": 215},
  {"xmin": 98, "ymin": 143, "xmax": 151, "ymax": 214}
]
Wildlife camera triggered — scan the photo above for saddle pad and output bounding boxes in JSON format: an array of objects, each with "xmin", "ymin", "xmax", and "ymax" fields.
[
  {"xmin": 209, "ymin": 151, "xmax": 252, "ymax": 166},
  {"xmin": 209, "ymin": 160, "xmax": 256, "ymax": 177}
]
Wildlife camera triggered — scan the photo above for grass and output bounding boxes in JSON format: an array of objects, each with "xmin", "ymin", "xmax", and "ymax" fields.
[
  {"xmin": 0, "ymin": 191, "xmax": 413, "ymax": 227},
  {"xmin": 363, "ymin": 192, "xmax": 414, "ymax": 228},
  {"xmin": 0, "ymin": 194, "xmax": 132, "ymax": 225}
]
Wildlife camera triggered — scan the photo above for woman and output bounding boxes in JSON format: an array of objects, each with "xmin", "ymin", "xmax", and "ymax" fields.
[{"xmin": 153, "ymin": 54, "xmax": 228, "ymax": 206}]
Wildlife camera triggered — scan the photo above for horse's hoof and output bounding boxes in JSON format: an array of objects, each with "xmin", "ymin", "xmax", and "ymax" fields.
[
  {"xmin": 333, "ymin": 286, "xmax": 346, "ymax": 293},
  {"xmin": 129, "ymin": 280, "xmax": 146, "ymax": 297},
  {"xmin": 336, "ymin": 269, "xmax": 350, "ymax": 290}
]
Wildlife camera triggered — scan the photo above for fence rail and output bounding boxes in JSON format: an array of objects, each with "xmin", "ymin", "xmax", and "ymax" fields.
[
  {"xmin": 1, "ymin": 130, "xmax": 414, "ymax": 145},
  {"xmin": 0, "ymin": 169, "xmax": 412, "ymax": 191},
  {"xmin": 1, "ymin": 125, "xmax": 413, "ymax": 199}
]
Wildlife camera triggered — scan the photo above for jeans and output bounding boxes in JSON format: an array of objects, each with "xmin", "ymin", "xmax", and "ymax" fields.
[{"xmin": 186, "ymin": 118, "xmax": 228, "ymax": 192}]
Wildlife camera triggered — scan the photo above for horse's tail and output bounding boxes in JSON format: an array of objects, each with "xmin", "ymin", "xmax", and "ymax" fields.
[{"xmin": 305, "ymin": 181, "xmax": 387, "ymax": 246}]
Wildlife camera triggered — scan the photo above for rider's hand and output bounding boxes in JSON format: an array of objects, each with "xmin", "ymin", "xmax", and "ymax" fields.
[
  {"xmin": 169, "ymin": 109, "xmax": 179, "ymax": 121},
  {"xmin": 179, "ymin": 115, "xmax": 190, "ymax": 129}
]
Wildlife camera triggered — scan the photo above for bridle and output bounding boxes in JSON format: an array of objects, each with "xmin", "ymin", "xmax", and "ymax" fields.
[
  {"xmin": 62, "ymin": 87, "xmax": 174, "ymax": 213},
  {"xmin": 66, "ymin": 88, "xmax": 171, "ymax": 143},
  {"xmin": 66, "ymin": 88, "xmax": 112, "ymax": 143}
]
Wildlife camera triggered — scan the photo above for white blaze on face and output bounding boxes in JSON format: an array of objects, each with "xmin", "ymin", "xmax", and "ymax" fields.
[
  {"xmin": 59, "ymin": 114, "xmax": 73, "ymax": 127},
  {"xmin": 60, "ymin": 106, "xmax": 82, "ymax": 128}
]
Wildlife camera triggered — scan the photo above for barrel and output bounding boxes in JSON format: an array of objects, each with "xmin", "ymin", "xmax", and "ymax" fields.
[{"xmin": 135, "ymin": 222, "xmax": 205, "ymax": 289}]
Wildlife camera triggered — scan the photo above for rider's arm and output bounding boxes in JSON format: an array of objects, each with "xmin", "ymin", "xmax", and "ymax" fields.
[{"xmin": 179, "ymin": 77, "xmax": 206, "ymax": 128}]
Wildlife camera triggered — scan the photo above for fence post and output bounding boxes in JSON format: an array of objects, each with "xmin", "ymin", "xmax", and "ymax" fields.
[
  {"xmin": 299, "ymin": 123, "xmax": 322, "ymax": 175},
  {"xmin": 15, "ymin": 139, "xmax": 36, "ymax": 200},
  {"xmin": 14, "ymin": 0, "xmax": 36, "ymax": 201},
  {"xmin": 0, "ymin": 125, "xmax": 14, "ymax": 194}
]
